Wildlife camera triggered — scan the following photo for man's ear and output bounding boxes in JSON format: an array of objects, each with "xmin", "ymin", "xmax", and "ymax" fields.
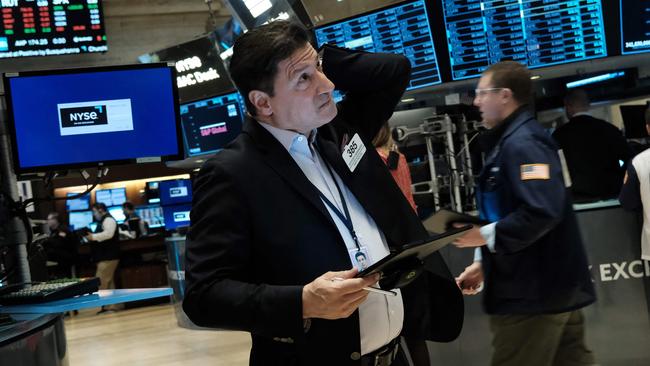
[
  {"xmin": 501, "ymin": 88, "xmax": 514, "ymax": 105},
  {"xmin": 249, "ymin": 90, "xmax": 273, "ymax": 117}
]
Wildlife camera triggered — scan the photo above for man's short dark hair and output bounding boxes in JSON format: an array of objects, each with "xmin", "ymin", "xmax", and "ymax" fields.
[
  {"xmin": 229, "ymin": 21, "xmax": 311, "ymax": 115},
  {"xmin": 47, "ymin": 212, "xmax": 60, "ymax": 221},
  {"xmin": 564, "ymin": 89, "xmax": 590, "ymax": 109},
  {"xmin": 355, "ymin": 252, "xmax": 367, "ymax": 260},
  {"xmin": 122, "ymin": 202, "xmax": 134, "ymax": 211},
  {"xmin": 485, "ymin": 61, "xmax": 533, "ymax": 105},
  {"xmin": 92, "ymin": 202, "xmax": 107, "ymax": 212}
]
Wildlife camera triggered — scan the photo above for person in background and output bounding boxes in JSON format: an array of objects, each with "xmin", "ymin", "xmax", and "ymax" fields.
[
  {"xmin": 44, "ymin": 212, "xmax": 79, "ymax": 278},
  {"xmin": 85, "ymin": 203, "xmax": 120, "ymax": 314},
  {"xmin": 552, "ymin": 89, "xmax": 630, "ymax": 202},
  {"xmin": 619, "ymin": 106, "xmax": 650, "ymax": 261},
  {"xmin": 373, "ymin": 122, "xmax": 417, "ymax": 212},
  {"xmin": 454, "ymin": 61, "xmax": 596, "ymax": 366},
  {"xmin": 121, "ymin": 202, "xmax": 147, "ymax": 238},
  {"xmin": 373, "ymin": 122, "xmax": 431, "ymax": 366}
]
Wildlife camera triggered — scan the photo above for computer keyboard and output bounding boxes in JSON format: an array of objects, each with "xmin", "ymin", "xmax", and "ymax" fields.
[{"xmin": 0, "ymin": 277, "xmax": 100, "ymax": 305}]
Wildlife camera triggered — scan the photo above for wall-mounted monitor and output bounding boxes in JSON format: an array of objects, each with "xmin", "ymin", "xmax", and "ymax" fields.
[
  {"xmin": 68, "ymin": 210, "xmax": 93, "ymax": 230},
  {"xmin": 620, "ymin": 0, "xmax": 650, "ymax": 55},
  {"xmin": 3, "ymin": 63, "xmax": 183, "ymax": 173},
  {"xmin": 180, "ymin": 91, "xmax": 246, "ymax": 157},
  {"xmin": 441, "ymin": 0, "xmax": 608, "ymax": 80},
  {"xmin": 0, "ymin": 0, "xmax": 107, "ymax": 59},
  {"xmin": 135, "ymin": 204, "xmax": 164, "ymax": 229},
  {"xmin": 145, "ymin": 181, "xmax": 160, "ymax": 204},
  {"xmin": 314, "ymin": 0, "xmax": 442, "ymax": 90},
  {"xmin": 107, "ymin": 205, "xmax": 125, "ymax": 224},
  {"xmin": 163, "ymin": 203, "xmax": 191, "ymax": 231},
  {"xmin": 95, "ymin": 187, "xmax": 126, "ymax": 207},
  {"xmin": 159, "ymin": 179, "xmax": 192, "ymax": 206},
  {"xmin": 66, "ymin": 192, "xmax": 90, "ymax": 211}
]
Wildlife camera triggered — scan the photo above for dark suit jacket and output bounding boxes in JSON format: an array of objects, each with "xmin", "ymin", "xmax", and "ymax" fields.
[
  {"xmin": 552, "ymin": 114, "xmax": 630, "ymax": 201},
  {"xmin": 183, "ymin": 45, "xmax": 463, "ymax": 366}
]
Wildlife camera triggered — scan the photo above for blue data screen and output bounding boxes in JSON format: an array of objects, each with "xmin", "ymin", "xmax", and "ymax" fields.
[
  {"xmin": 620, "ymin": 0, "xmax": 650, "ymax": 55},
  {"xmin": 442, "ymin": 0, "xmax": 608, "ymax": 80},
  {"xmin": 315, "ymin": 0, "xmax": 442, "ymax": 90}
]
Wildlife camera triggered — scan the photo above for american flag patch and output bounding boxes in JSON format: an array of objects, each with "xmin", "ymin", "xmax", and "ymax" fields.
[{"xmin": 520, "ymin": 164, "xmax": 550, "ymax": 180}]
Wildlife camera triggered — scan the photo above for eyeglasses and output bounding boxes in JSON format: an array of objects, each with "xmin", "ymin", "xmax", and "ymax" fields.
[{"xmin": 473, "ymin": 88, "xmax": 508, "ymax": 98}]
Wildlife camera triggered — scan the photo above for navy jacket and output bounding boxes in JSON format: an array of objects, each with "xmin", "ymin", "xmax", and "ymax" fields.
[{"xmin": 478, "ymin": 109, "xmax": 596, "ymax": 315}]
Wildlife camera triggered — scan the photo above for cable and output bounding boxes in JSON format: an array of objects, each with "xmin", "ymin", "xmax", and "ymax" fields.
[{"xmin": 22, "ymin": 166, "xmax": 104, "ymax": 211}]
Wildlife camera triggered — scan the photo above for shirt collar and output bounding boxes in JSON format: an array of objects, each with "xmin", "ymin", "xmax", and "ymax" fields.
[
  {"xmin": 572, "ymin": 111, "xmax": 592, "ymax": 118},
  {"xmin": 258, "ymin": 121, "xmax": 318, "ymax": 159}
]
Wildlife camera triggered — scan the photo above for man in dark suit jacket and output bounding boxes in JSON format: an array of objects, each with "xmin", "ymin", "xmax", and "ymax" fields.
[
  {"xmin": 183, "ymin": 21, "xmax": 463, "ymax": 366},
  {"xmin": 552, "ymin": 89, "xmax": 630, "ymax": 202}
]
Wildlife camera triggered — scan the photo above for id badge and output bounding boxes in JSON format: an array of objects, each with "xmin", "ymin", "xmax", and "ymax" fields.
[{"xmin": 348, "ymin": 246, "xmax": 371, "ymax": 272}]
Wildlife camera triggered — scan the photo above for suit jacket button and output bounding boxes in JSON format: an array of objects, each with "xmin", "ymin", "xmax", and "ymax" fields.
[{"xmin": 350, "ymin": 352, "xmax": 361, "ymax": 361}]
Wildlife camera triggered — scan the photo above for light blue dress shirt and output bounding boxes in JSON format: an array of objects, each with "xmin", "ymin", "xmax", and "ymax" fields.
[{"xmin": 259, "ymin": 122, "xmax": 404, "ymax": 355}]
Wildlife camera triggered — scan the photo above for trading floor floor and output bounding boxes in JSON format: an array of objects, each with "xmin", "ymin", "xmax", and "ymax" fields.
[{"xmin": 65, "ymin": 305, "xmax": 252, "ymax": 366}]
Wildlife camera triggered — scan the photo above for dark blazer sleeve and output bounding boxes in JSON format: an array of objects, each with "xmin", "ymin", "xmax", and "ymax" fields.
[
  {"xmin": 619, "ymin": 164, "xmax": 642, "ymax": 210},
  {"xmin": 183, "ymin": 161, "xmax": 305, "ymax": 339},
  {"xmin": 320, "ymin": 44, "xmax": 411, "ymax": 142},
  {"xmin": 495, "ymin": 136, "xmax": 567, "ymax": 254}
]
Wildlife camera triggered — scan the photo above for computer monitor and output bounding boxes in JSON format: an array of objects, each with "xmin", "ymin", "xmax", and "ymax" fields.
[
  {"xmin": 0, "ymin": 0, "xmax": 107, "ymax": 59},
  {"xmin": 441, "ymin": 0, "xmax": 608, "ymax": 80},
  {"xmin": 135, "ymin": 205, "xmax": 165, "ymax": 229},
  {"xmin": 95, "ymin": 188, "xmax": 126, "ymax": 207},
  {"xmin": 314, "ymin": 0, "xmax": 442, "ymax": 91},
  {"xmin": 620, "ymin": 105, "xmax": 649, "ymax": 139},
  {"xmin": 620, "ymin": 0, "xmax": 650, "ymax": 55},
  {"xmin": 3, "ymin": 63, "xmax": 183, "ymax": 173},
  {"xmin": 163, "ymin": 204, "xmax": 192, "ymax": 231},
  {"xmin": 66, "ymin": 192, "xmax": 91, "ymax": 212},
  {"xmin": 68, "ymin": 211, "xmax": 94, "ymax": 231},
  {"xmin": 180, "ymin": 92, "xmax": 246, "ymax": 157},
  {"xmin": 159, "ymin": 179, "xmax": 192, "ymax": 206},
  {"xmin": 145, "ymin": 181, "xmax": 160, "ymax": 204},
  {"xmin": 107, "ymin": 206, "xmax": 125, "ymax": 224}
]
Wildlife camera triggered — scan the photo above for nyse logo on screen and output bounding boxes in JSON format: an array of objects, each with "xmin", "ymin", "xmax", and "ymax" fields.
[
  {"xmin": 169, "ymin": 187, "xmax": 188, "ymax": 198},
  {"xmin": 57, "ymin": 99, "xmax": 134, "ymax": 137},
  {"xmin": 173, "ymin": 211, "xmax": 190, "ymax": 222},
  {"xmin": 60, "ymin": 106, "xmax": 108, "ymax": 128}
]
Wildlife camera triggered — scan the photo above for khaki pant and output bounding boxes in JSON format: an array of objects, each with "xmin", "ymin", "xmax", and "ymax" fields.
[
  {"xmin": 490, "ymin": 310, "xmax": 596, "ymax": 366},
  {"xmin": 95, "ymin": 259, "xmax": 122, "ymax": 311},
  {"xmin": 95, "ymin": 259, "xmax": 119, "ymax": 290}
]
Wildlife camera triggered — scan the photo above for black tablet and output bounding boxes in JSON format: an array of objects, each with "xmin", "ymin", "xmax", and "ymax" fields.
[
  {"xmin": 356, "ymin": 225, "xmax": 472, "ymax": 278},
  {"xmin": 422, "ymin": 209, "xmax": 490, "ymax": 234}
]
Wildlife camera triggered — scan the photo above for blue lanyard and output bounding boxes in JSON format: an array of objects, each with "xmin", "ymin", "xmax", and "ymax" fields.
[{"xmin": 313, "ymin": 145, "xmax": 361, "ymax": 251}]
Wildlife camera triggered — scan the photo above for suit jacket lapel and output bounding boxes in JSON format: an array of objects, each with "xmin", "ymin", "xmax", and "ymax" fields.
[
  {"xmin": 242, "ymin": 118, "xmax": 340, "ymax": 232},
  {"xmin": 316, "ymin": 130, "xmax": 412, "ymax": 250}
]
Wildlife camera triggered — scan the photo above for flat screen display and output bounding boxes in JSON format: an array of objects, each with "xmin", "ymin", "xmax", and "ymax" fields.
[
  {"xmin": 442, "ymin": 0, "xmax": 608, "ymax": 80},
  {"xmin": 314, "ymin": 0, "xmax": 442, "ymax": 90}
]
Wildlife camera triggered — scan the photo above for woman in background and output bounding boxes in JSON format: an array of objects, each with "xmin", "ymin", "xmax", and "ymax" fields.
[
  {"xmin": 373, "ymin": 122, "xmax": 417, "ymax": 212},
  {"xmin": 373, "ymin": 122, "xmax": 430, "ymax": 366}
]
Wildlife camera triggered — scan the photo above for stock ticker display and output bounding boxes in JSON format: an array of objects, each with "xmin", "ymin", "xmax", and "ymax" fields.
[
  {"xmin": 620, "ymin": 0, "xmax": 650, "ymax": 54},
  {"xmin": 442, "ymin": 0, "xmax": 608, "ymax": 80},
  {"xmin": 0, "ymin": 0, "xmax": 107, "ymax": 59},
  {"xmin": 314, "ymin": 0, "xmax": 442, "ymax": 90}
]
